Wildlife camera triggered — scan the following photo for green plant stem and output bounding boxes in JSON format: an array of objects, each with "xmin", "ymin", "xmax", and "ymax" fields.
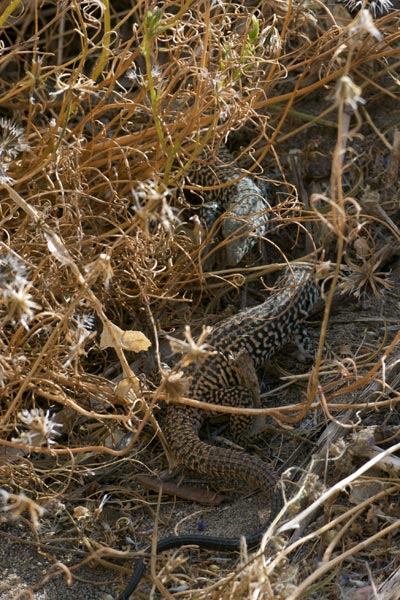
[
  {"xmin": 0, "ymin": 0, "xmax": 23, "ymax": 28},
  {"xmin": 91, "ymin": 0, "xmax": 111, "ymax": 80},
  {"xmin": 142, "ymin": 14, "xmax": 167, "ymax": 155}
]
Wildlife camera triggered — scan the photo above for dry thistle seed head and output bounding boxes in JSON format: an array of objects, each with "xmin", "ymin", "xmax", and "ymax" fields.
[
  {"xmin": 0, "ymin": 252, "xmax": 28, "ymax": 287},
  {"xmin": 0, "ymin": 118, "xmax": 29, "ymax": 182},
  {"xmin": 3, "ymin": 285, "xmax": 41, "ymax": 330},
  {"xmin": 341, "ymin": 251, "xmax": 393, "ymax": 299},
  {"xmin": 12, "ymin": 408, "xmax": 62, "ymax": 447},
  {"xmin": 167, "ymin": 325, "xmax": 217, "ymax": 367},
  {"xmin": 0, "ymin": 118, "xmax": 29, "ymax": 160},
  {"xmin": 344, "ymin": 0, "xmax": 393, "ymax": 17},
  {"xmin": 0, "ymin": 252, "xmax": 41, "ymax": 329}
]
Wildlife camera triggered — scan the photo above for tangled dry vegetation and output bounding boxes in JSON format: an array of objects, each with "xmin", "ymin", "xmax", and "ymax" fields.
[{"xmin": 0, "ymin": 1, "xmax": 400, "ymax": 599}]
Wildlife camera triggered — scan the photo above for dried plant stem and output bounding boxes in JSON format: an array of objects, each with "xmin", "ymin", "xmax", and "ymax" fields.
[
  {"xmin": 0, "ymin": 2, "xmax": 399, "ymax": 597},
  {"xmin": 286, "ymin": 519, "xmax": 400, "ymax": 600},
  {"xmin": 279, "ymin": 442, "xmax": 400, "ymax": 535}
]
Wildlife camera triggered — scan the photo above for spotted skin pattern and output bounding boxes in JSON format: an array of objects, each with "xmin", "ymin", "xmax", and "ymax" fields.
[
  {"xmin": 117, "ymin": 265, "xmax": 321, "ymax": 599},
  {"xmin": 188, "ymin": 145, "xmax": 270, "ymax": 265},
  {"xmin": 163, "ymin": 264, "xmax": 320, "ymax": 483}
]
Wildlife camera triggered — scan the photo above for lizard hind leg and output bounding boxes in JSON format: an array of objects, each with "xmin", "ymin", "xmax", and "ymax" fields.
[
  {"xmin": 210, "ymin": 347, "xmax": 267, "ymax": 445},
  {"xmin": 209, "ymin": 385, "xmax": 267, "ymax": 447}
]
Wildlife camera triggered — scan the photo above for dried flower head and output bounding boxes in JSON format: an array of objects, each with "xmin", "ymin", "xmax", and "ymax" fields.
[
  {"xmin": 0, "ymin": 118, "xmax": 29, "ymax": 182},
  {"xmin": 341, "ymin": 250, "xmax": 393, "ymax": 299},
  {"xmin": 167, "ymin": 325, "xmax": 216, "ymax": 367},
  {"xmin": 0, "ymin": 118, "xmax": 29, "ymax": 160},
  {"xmin": 0, "ymin": 252, "xmax": 41, "ymax": 329},
  {"xmin": 335, "ymin": 75, "xmax": 365, "ymax": 112},
  {"xmin": 12, "ymin": 408, "xmax": 62, "ymax": 447},
  {"xmin": 344, "ymin": 0, "xmax": 393, "ymax": 17},
  {"xmin": 3, "ymin": 285, "xmax": 41, "ymax": 330},
  {"xmin": 0, "ymin": 251, "xmax": 28, "ymax": 287}
]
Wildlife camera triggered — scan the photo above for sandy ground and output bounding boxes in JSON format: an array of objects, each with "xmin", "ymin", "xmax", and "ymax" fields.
[{"xmin": 0, "ymin": 523, "xmax": 116, "ymax": 600}]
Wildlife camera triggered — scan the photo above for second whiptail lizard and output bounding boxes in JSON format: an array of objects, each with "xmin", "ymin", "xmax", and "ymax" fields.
[{"xmin": 117, "ymin": 264, "xmax": 321, "ymax": 599}]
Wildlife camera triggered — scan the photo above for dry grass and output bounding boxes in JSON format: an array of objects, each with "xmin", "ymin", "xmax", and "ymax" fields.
[{"xmin": 0, "ymin": 1, "xmax": 399, "ymax": 599}]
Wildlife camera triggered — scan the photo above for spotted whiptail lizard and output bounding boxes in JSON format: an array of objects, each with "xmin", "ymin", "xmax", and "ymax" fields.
[
  {"xmin": 187, "ymin": 144, "xmax": 270, "ymax": 265},
  {"xmin": 117, "ymin": 264, "xmax": 321, "ymax": 599}
]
